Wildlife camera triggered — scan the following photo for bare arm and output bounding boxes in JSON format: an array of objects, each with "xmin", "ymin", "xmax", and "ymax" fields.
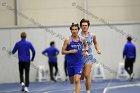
[
  {"xmin": 82, "ymin": 37, "xmax": 88, "ymax": 51},
  {"xmin": 61, "ymin": 38, "xmax": 77, "ymax": 55},
  {"xmin": 82, "ymin": 37, "xmax": 89, "ymax": 57},
  {"xmin": 92, "ymin": 33, "xmax": 101, "ymax": 54}
]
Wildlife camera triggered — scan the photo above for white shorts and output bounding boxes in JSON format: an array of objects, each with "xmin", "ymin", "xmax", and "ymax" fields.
[{"xmin": 82, "ymin": 54, "xmax": 96, "ymax": 64}]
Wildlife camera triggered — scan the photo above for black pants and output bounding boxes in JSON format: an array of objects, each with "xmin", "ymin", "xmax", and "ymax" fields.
[
  {"xmin": 124, "ymin": 58, "xmax": 135, "ymax": 76},
  {"xmin": 19, "ymin": 62, "xmax": 30, "ymax": 87},
  {"xmin": 64, "ymin": 60, "xmax": 68, "ymax": 77},
  {"xmin": 49, "ymin": 62, "xmax": 58, "ymax": 80}
]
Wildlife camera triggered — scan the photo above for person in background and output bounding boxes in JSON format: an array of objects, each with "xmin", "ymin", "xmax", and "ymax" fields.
[
  {"xmin": 11, "ymin": 32, "xmax": 36, "ymax": 93},
  {"xmin": 123, "ymin": 36, "xmax": 136, "ymax": 80},
  {"xmin": 42, "ymin": 41, "xmax": 59, "ymax": 82}
]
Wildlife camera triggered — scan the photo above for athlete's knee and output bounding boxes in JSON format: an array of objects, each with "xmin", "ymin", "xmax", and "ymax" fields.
[
  {"xmin": 74, "ymin": 78, "xmax": 80, "ymax": 84},
  {"xmin": 84, "ymin": 73, "xmax": 90, "ymax": 78}
]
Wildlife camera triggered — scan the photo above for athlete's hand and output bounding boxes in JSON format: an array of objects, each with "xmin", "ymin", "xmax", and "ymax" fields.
[
  {"xmin": 82, "ymin": 49, "xmax": 86, "ymax": 52},
  {"xmin": 85, "ymin": 51, "xmax": 90, "ymax": 58},
  {"xmin": 70, "ymin": 49, "xmax": 78, "ymax": 53},
  {"xmin": 97, "ymin": 50, "xmax": 101, "ymax": 54}
]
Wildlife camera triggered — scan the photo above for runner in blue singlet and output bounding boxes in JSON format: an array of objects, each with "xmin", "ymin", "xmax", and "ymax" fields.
[{"xmin": 62, "ymin": 23, "xmax": 89, "ymax": 93}]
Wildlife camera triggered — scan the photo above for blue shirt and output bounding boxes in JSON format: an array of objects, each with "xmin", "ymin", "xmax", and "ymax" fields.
[
  {"xmin": 66, "ymin": 36, "xmax": 83, "ymax": 66},
  {"xmin": 12, "ymin": 39, "xmax": 36, "ymax": 62},
  {"xmin": 42, "ymin": 46, "xmax": 59, "ymax": 62},
  {"xmin": 123, "ymin": 41, "xmax": 136, "ymax": 59}
]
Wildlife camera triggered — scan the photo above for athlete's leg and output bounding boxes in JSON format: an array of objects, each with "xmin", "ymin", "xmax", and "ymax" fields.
[
  {"xmin": 19, "ymin": 62, "xmax": 24, "ymax": 84},
  {"xmin": 49, "ymin": 63, "xmax": 55, "ymax": 81},
  {"xmin": 74, "ymin": 65, "xmax": 83, "ymax": 93},
  {"xmin": 129, "ymin": 58, "xmax": 135, "ymax": 75},
  {"xmin": 25, "ymin": 62, "xmax": 30, "ymax": 87},
  {"xmin": 74, "ymin": 74, "xmax": 81, "ymax": 93},
  {"xmin": 129, "ymin": 58, "xmax": 135, "ymax": 80},
  {"xmin": 54, "ymin": 62, "xmax": 58, "ymax": 76},
  {"xmin": 19, "ymin": 62, "xmax": 25, "ymax": 91},
  {"xmin": 24, "ymin": 62, "xmax": 30, "ymax": 92},
  {"xmin": 124, "ymin": 58, "xmax": 131, "ymax": 75},
  {"xmin": 84, "ymin": 63, "xmax": 93, "ymax": 92}
]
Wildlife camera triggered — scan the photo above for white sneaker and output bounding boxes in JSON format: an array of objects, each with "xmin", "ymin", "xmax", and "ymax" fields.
[
  {"xmin": 24, "ymin": 87, "xmax": 29, "ymax": 93},
  {"xmin": 21, "ymin": 82, "xmax": 25, "ymax": 86},
  {"xmin": 21, "ymin": 82, "xmax": 25, "ymax": 91},
  {"xmin": 86, "ymin": 90, "xmax": 91, "ymax": 93}
]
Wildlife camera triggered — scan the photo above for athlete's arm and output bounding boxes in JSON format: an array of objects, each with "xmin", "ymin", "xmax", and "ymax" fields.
[
  {"xmin": 82, "ymin": 38, "xmax": 89, "ymax": 57},
  {"xmin": 92, "ymin": 33, "xmax": 101, "ymax": 54},
  {"xmin": 82, "ymin": 37, "xmax": 88, "ymax": 51}
]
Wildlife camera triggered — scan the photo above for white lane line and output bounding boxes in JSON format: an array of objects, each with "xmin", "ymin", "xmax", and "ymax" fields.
[{"xmin": 103, "ymin": 83, "xmax": 140, "ymax": 93}]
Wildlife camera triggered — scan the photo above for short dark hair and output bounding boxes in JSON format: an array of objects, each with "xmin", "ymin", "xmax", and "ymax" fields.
[
  {"xmin": 70, "ymin": 23, "xmax": 80, "ymax": 30},
  {"xmin": 127, "ymin": 36, "xmax": 132, "ymax": 41},
  {"xmin": 80, "ymin": 18, "xmax": 90, "ymax": 26},
  {"xmin": 21, "ymin": 32, "xmax": 26, "ymax": 39},
  {"xmin": 50, "ymin": 41, "xmax": 55, "ymax": 46}
]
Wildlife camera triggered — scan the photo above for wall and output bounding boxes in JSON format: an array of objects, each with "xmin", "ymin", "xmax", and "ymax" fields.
[{"xmin": 0, "ymin": 23, "xmax": 139, "ymax": 83}]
